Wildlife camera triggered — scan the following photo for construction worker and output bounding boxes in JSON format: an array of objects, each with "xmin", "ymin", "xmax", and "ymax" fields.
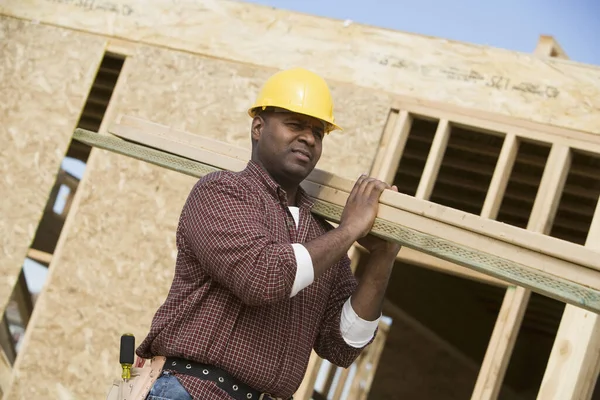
[{"xmin": 135, "ymin": 67, "xmax": 401, "ymax": 400}]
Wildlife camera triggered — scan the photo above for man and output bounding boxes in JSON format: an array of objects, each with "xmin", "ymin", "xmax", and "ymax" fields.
[{"xmin": 136, "ymin": 67, "xmax": 401, "ymax": 400}]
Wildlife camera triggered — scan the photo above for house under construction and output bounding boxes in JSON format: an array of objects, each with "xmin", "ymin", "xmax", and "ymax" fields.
[{"xmin": 1, "ymin": 1, "xmax": 600, "ymax": 399}]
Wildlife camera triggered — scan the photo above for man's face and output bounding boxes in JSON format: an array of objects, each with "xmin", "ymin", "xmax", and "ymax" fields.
[{"xmin": 251, "ymin": 110, "xmax": 325, "ymax": 186}]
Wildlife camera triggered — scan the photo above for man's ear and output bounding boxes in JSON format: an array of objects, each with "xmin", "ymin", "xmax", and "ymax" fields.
[{"xmin": 251, "ymin": 115, "xmax": 265, "ymax": 142}]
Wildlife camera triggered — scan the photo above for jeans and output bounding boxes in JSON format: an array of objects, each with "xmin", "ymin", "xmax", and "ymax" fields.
[{"xmin": 146, "ymin": 371, "xmax": 193, "ymax": 400}]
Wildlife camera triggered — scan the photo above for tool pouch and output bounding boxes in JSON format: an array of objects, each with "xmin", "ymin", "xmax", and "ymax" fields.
[{"xmin": 105, "ymin": 356, "xmax": 166, "ymax": 400}]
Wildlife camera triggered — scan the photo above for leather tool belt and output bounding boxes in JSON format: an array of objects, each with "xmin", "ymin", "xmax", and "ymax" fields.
[
  {"xmin": 165, "ymin": 356, "xmax": 288, "ymax": 400},
  {"xmin": 105, "ymin": 356, "xmax": 166, "ymax": 400}
]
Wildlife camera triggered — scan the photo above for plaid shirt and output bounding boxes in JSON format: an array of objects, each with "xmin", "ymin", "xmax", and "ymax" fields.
[{"xmin": 136, "ymin": 161, "xmax": 366, "ymax": 399}]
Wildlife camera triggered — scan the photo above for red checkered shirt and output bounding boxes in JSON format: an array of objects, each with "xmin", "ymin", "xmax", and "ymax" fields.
[{"xmin": 136, "ymin": 161, "xmax": 367, "ymax": 399}]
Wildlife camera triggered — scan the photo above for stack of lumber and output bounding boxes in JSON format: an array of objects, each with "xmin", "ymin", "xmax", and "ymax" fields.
[{"xmin": 72, "ymin": 115, "xmax": 600, "ymax": 314}]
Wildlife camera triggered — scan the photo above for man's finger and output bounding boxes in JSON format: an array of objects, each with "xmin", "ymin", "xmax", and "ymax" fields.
[{"xmin": 348, "ymin": 174, "xmax": 367, "ymax": 201}]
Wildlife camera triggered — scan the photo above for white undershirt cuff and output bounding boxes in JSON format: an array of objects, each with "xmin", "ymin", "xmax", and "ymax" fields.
[
  {"xmin": 340, "ymin": 298, "xmax": 380, "ymax": 348},
  {"xmin": 290, "ymin": 244, "xmax": 314, "ymax": 297}
]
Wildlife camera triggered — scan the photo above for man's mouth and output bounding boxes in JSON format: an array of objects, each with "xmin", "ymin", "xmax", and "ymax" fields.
[{"xmin": 291, "ymin": 148, "xmax": 311, "ymax": 161}]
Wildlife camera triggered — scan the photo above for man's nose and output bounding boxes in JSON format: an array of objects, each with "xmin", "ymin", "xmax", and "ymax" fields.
[{"xmin": 298, "ymin": 128, "xmax": 316, "ymax": 145}]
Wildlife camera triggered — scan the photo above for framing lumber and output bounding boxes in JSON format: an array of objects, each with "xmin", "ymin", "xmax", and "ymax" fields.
[
  {"xmin": 114, "ymin": 116, "xmax": 600, "ymax": 273},
  {"xmin": 471, "ymin": 142, "xmax": 572, "ymax": 399},
  {"xmin": 2, "ymin": 1, "xmax": 600, "ymax": 136},
  {"xmin": 534, "ymin": 35, "xmax": 569, "ymax": 60},
  {"xmin": 69, "ymin": 118, "xmax": 600, "ymax": 314},
  {"xmin": 538, "ymin": 198, "xmax": 600, "ymax": 400}
]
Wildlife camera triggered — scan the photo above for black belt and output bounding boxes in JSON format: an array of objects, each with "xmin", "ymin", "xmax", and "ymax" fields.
[{"xmin": 165, "ymin": 357, "xmax": 286, "ymax": 400}]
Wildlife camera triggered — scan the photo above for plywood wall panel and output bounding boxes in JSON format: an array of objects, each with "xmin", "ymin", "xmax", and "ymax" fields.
[
  {"xmin": 0, "ymin": 16, "xmax": 106, "ymax": 315},
  {"xmin": 7, "ymin": 44, "xmax": 393, "ymax": 398},
  {"xmin": 102, "ymin": 44, "xmax": 394, "ymax": 180},
  {"xmin": 1, "ymin": 0, "xmax": 600, "ymax": 135},
  {"xmin": 5, "ymin": 149, "xmax": 197, "ymax": 400}
]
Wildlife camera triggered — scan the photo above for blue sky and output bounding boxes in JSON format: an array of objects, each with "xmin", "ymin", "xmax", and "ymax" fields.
[
  {"xmin": 243, "ymin": 0, "xmax": 600, "ymax": 66},
  {"xmin": 24, "ymin": 0, "xmax": 599, "ymax": 294}
]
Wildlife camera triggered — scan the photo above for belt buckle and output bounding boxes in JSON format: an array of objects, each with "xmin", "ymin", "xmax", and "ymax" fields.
[{"xmin": 258, "ymin": 394, "xmax": 278, "ymax": 400}]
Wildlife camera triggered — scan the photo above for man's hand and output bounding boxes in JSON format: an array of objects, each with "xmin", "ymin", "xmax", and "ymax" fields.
[
  {"xmin": 339, "ymin": 175, "xmax": 393, "ymax": 239},
  {"xmin": 350, "ymin": 180, "xmax": 402, "ymax": 257},
  {"xmin": 304, "ymin": 174, "xmax": 399, "ymax": 281}
]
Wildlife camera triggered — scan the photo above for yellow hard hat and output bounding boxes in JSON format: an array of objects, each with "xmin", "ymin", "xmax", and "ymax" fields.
[{"xmin": 248, "ymin": 68, "xmax": 342, "ymax": 133}]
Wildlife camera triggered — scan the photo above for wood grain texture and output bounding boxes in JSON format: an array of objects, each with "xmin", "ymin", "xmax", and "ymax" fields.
[
  {"xmin": 0, "ymin": 16, "xmax": 106, "ymax": 315},
  {"xmin": 1, "ymin": 0, "xmax": 599, "ymax": 135}
]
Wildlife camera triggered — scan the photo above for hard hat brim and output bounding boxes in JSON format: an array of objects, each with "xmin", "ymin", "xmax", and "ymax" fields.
[{"xmin": 248, "ymin": 105, "xmax": 342, "ymax": 133}]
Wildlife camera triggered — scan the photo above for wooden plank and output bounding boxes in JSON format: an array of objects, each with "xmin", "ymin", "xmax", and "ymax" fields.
[
  {"xmin": 538, "ymin": 197, "xmax": 600, "ymax": 400},
  {"xmin": 471, "ymin": 143, "xmax": 572, "ymax": 399},
  {"xmin": 26, "ymin": 249, "xmax": 52, "ymax": 266},
  {"xmin": 480, "ymin": 134, "xmax": 519, "ymax": 219},
  {"xmin": 75, "ymin": 125, "xmax": 600, "ymax": 312},
  {"xmin": 372, "ymin": 110, "xmax": 412, "ymax": 184},
  {"xmin": 369, "ymin": 109, "xmax": 400, "ymax": 178},
  {"xmin": 2, "ymin": 1, "xmax": 600, "ymax": 135},
  {"xmin": 534, "ymin": 35, "xmax": 569, "ymax": 59},
  {"xmin": 528, "ymin": 145, "xmax": 572, "ymax": 234},
  {"xmin": 108, "ymin": 119, "xmax": 600, "ymax": 276},
  {"xmin": 111, "ymin": 117, "xmax": 600, "ymax": 273},
  {"xmin": 415, "ymin": 119, "xmax": 451, "ymax": 200}
]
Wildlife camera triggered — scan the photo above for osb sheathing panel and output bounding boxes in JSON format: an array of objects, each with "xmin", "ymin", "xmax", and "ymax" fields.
[
  {"xmin": 2, "ymin": 0, "xmax": 600, "ymax": 135},
  {"xmin": 7, "ymin": 45, "xmax": 394, "ymax": 399},
  {"xmin": 0, "ymin": 17, "xmax": 106, "ymax": 315}
]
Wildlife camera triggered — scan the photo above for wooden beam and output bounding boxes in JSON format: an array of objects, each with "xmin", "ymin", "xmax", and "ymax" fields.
[
  {"xmin": 535, "ymin": 35, "xmax": 569, "ymax": 59},
  {"xmin": 26, "ymin": 249, "xmax": 52, "ymax": 266},
  {"xmin": 480, "ymin": 134, "xmax": 519, "ymax": 219},
  {"xmin": 83, "ymin": 121, "xmax": 600, "ymax": 312},
  {"xmin": 415, "ymin": 119, "xmax": 451, "ymax": 200},
  {"xmin": 471, "ymin": 143, "xmax": 572, "ymax": 399},
  {"xmin": 372, "ymin": 110, "xmax": 412, "ymax": 184},
  {"xmin": 114, "ymin": 116, "xmax": 600, "ymax": 273},
  {"xmin": 538, "ymin": 196, "xmax": 600, "ymax": 400},
  {"xmin": 369, "ymin": 109, "xmax": 400, "ymax": 179}
]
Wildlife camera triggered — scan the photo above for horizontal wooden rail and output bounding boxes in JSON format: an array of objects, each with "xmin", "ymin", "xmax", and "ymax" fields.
[
  {"xmin": 69, "ymin": 118, "xmax": 600, "ymax": 313},
  {"xmin": 115, "ymin": 116, "xmax": 600, "ymax": 273}
]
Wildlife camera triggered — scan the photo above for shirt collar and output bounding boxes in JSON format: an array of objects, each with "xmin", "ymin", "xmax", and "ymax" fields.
[{"xmin": 244, "ymin": 160, "xmax": 315, "ymax": 209}]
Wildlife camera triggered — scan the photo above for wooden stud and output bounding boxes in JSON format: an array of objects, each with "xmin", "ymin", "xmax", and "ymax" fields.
[
  {"xmin": 480, "ymin": 134, "xmax": 519, "ymax": 220},
  {"xmin": 471, "ymin": 143, "xmax": 572, "ymax": 399},
  {"xmin": 369, "ymin": 109, "xmax": 400, "ymax": 177},
  {"xmin": 372, "ymin": 110, "xmax": 412, "ymax": 184},
  {"xmin": 538, "ymin": 196, "xmax": 600, "ymax": 400},
  {"xmin": 415, "ymin": 119, "xmax": 451, "ymax": 200},
  {"xmin": 26, "ymin": 249, "xmax": 52, "ymax": 266}
]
